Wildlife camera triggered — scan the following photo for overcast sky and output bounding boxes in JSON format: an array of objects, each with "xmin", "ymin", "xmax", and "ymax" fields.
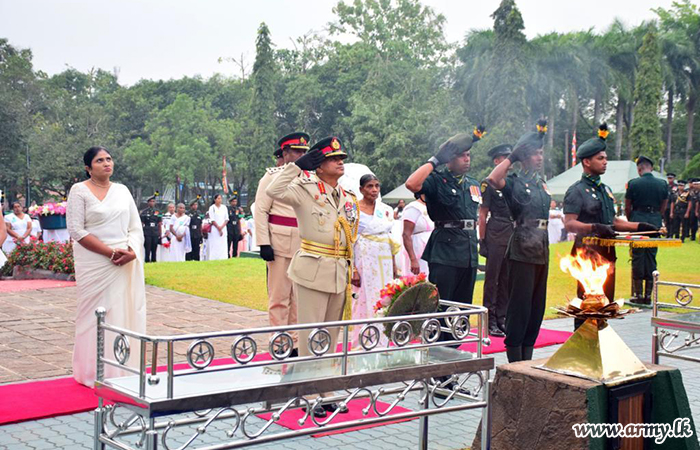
[{"xmin": 1, "ymin": 0, "xmax": 675, "ymax": 86}]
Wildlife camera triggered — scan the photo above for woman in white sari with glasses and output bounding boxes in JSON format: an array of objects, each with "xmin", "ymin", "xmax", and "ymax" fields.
[
  {"xmin": 351, "ymin": 174, "xmax": 399, "ymax": 346},
  {"xmin": 168, "ymin": 203, "xmax": 191, "ymax": 262},
  {"xmin": 67, "ymin": 146, "xmax": 146, "ymax": 387}
]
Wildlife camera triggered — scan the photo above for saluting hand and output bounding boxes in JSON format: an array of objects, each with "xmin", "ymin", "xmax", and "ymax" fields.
[{"xmin": 295, "ymin": 148, "xmax": 325, "ymax": 171}]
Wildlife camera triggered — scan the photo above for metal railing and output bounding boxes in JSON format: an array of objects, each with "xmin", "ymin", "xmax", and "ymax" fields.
[
  {"xmin": 651, "ymin": 270, "xmax": 700, "ymax": 365},
  {"xmin": 93, "ymin": 300, "xmax": 494, "ymax": 450}
]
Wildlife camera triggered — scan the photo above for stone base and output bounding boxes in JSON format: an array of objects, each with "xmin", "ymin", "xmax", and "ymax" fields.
[
  {"xmin": 472, "ymin": 359, "xmax": 698, "ymax": 450},
  {"xmin": 12, "ymin": 266, "xmax": 75, "ymax": 281}
]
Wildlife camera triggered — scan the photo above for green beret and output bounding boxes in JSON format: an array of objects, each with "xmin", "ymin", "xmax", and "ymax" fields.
[
  {"xmin": 488, "ymin": 144, "xmax": 512, "ymax": 159},
  {"xmin": 513, "ymin": 119, "xmax": 547, "ymax": 155},
  {"xmin": 635, "ymin": 155, "xmax": 654, "ymax": 167},
  {"xmin": 577, "ymin": 123, "xmax": 609, "ymax": 160},
  {"xmin": 441, "ymin": 125, "xmax": 486, "ymax": 155}
]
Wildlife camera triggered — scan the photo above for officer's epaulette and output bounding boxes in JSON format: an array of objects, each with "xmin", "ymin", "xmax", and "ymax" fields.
[
  {"xmin": 344, "ymin": 188, "xmax": 357, "ymax": 199},
  {"xmin": 298, "ymin": 170, "xmax": 317, "ymax": 184},
  {"xmin": 265, "ymin": 166, "xmax": 285, "ymax": 175}
]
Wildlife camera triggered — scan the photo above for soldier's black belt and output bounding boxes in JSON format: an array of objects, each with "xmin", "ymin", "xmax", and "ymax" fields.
[
  {"xmin": 435, "ymin": 219, "xmax": 475, "ymax": 230},
  {"xmin": 634, "ymin": 206, "xmax": 660, "ymax": 213},
  {"xmin": 515, "ymin": 219, "xmax": 548, "ymax": 230}
]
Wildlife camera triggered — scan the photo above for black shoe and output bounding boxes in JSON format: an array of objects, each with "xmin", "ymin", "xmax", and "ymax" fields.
[
  {"xmin": 497, "ymin": 319, "xmax": 507, "ymax": 334},
  {"xmin": 323, "ymin": 403, "xmax": 349, "ymax": 414},
  {"xmin": 303, "ymin": 405, "xmax": 327, "ymax": 418},
  {"xmin": 290, "ymin": 348, "xmax": 299, "ymax": 358},
  {"xmin": 488, "ymin": 324, "xmax": 505, "ymax": 338}
]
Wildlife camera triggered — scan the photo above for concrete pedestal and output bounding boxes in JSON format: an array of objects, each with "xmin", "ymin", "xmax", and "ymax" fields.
[{"xmin": 472, "ymin": 359, "xmax": 698, "ymax": 450}]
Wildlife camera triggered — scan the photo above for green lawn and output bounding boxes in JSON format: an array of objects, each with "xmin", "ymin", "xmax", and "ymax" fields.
[{"xmin": 145, "ymin": 242, "xmax": 700, "ymax": 317}]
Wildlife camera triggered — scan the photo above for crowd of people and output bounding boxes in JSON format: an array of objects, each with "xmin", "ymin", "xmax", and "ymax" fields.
[{"xmin": 3, "ymin": 128, "xmax": 699, "ymax": 411}]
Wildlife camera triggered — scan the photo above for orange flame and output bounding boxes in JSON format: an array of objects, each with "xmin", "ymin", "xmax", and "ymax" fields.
[{"xmin": 559, "ymin": 249, "xmax": 611, "ymax": 295}]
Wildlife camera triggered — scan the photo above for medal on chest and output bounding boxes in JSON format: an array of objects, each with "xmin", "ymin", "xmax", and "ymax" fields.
[
  {"xmin": 469, "ymin": 185, "xmax": 482, "ymax": 204},
  {"xmin": 345, "ymin": 201, "xmax": 357, "ymax": 222}
]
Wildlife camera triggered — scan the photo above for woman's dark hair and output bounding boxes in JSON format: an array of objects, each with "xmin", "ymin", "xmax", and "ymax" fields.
[
  {"xmin": 212, "ymin": 194, "xmax": 222, "ymax": 205},
  {"xmin": 83, "ymin": 146, "xmax": 110, "ymax": 179},
  {"xmin": 11, "ymin": 201, "xmax": 21, "ymax": 209},
  {"xmin": 359, "ymin": 174, "xmax": 379, "ymax": 188}
]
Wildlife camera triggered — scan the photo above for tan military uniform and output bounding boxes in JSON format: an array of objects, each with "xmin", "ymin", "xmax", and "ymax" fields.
[
  {"xmin": 266, "ymin": 163, "xmax": 359, "ymax": 357},
  {"xmin": 254, "ymin": 164, "xmax": 301, "ymax": 337}
]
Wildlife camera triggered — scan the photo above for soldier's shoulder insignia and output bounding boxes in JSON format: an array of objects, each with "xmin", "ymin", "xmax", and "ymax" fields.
[
  {"xmin": 480, "ymin": 180, "xmax": 488, "ymax": 194},
  {"xmin": 265, "ymin": 166, "xmax": 284, "ymax": 175},
  {"xmin": 298, "ymin": 170, "xmax": 316, "ymax": 184}
]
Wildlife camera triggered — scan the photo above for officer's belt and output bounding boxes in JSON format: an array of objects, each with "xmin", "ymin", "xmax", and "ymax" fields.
[
  {"xmin": 434, "ymin": 219, "xmax": 475, "ymax": 230},
  {"xmin": 489, "ymin": 216, "xmax": 514, "ymax": 224},
  {"xmin": 269, "ymin": 214, "xmax": 298, "ymax": 227},
  {"xmin": 301, "ymin": 239, "xmax": 350, "ymax": 259},
  {"xmin": 515, "ymin": 219, "xmax": 548, "ymax": 230},
  {"xmin": 633, "ymin": 206, "xmax": 660, "ymax": 213}
]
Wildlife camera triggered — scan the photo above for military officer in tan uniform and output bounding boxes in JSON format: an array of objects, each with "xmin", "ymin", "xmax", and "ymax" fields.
[
  {"xmin": 254, "ymin": 132, "xmax": 309, "ymax": 350},
  {"xmin": 267, "ymin": 136, "xmax": 358, "ymax": 417}
]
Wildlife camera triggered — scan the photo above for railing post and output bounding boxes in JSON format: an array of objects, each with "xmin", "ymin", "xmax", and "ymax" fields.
[
  {"xmin": 418, "ymin": 380, "xmax": 429, "ymax": 450},
  {"xmin": 652, "ymin": 271, "xmax": 660, "ymax": 364},
  {"xmin": 95, "ymin": 308, "xmax": 106, "ymax": 383},
  {"xmin": 341, "ymin": 325, "xmax": 349, "ymax": 376},
  {"xmin": 481, "ymin": 378, "xmax": 492, "ymax": 450},
  {"xmin": 139, "ymin": 340, "xmax": 147, "ymax": 398},
  {"xmin": 145, "ymin": 418, "xmax": 158, "ymax": 450},
  {"xmin": 167, "ymin": 341, "xmax": 174, "ymax": 399}
]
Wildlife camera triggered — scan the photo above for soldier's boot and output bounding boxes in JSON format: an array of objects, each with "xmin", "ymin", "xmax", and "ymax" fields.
[
  {"xmin": 631, "ymin": 279, "xmax": 644, "ymax": 304},
  {"xmin": 643, "ymin": 279, "xmax": 654, "ymax": 305},
  {"xmin": 521, "ymin": 346, "xmax": 534, "ymax": 361},
  {"xmin": 506, "ymin": 346, "xmax": 522, "ymax": 363}
]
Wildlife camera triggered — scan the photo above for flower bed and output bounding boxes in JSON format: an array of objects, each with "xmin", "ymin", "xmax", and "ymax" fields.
[{"xmin": 1, "ymin": 238, "xmax": 74, "ymax": 276}]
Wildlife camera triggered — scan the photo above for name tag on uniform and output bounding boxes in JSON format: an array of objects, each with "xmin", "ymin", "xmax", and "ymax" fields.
[
  {"xmin": 149, "ymin": 223, "xmax": 156, "ymax": 227},
  {"xmin": 469, "ymin": 185, "xmax": 482, "ymax": 204},
  {"xmin": 192, "ymin": 225, "xmax": 197, "ymax": 229}
]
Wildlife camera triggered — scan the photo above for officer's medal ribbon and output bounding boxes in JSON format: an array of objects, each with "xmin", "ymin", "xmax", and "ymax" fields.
[
  {"xmin": 469, "ymin": 185, "xmax": 482, "ymax": 204},
  {"xmin": 344, "ymin": 201, "xmax": 357, "ymax": 222}
]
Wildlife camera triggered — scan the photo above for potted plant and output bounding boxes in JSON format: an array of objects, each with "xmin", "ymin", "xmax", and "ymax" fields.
[{"xmin": 28, "ymin": 201, "xmax": 67, "ymax": 230}]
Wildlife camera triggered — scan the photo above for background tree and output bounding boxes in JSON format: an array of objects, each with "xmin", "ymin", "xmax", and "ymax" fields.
[{"xmin": 629, "ymin": 28, "xmax": 664, "ymax": 163}]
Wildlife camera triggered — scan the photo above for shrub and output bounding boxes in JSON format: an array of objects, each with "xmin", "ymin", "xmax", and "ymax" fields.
[{"xmin": 1, "ymin": 238, "xmax": 74, "ymax": 276}]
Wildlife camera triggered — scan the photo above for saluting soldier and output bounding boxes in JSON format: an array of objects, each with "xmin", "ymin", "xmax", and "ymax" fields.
[
  {"xmin": 405, "ymin": 126, "xmax": 485, "ymax": 347},
  {"xmin": 254, "ymin": 132, "xmax": 309, "ymax": 349},
  {"xmin": 563, "ymin": 124, "xmax": 656, "ymax": 324},
  {"xmin": 478, "ymin": 144, "xmax": 514, "ymax": 337},
  {"xmin": 671, "ymin": 181, "xmax": 690, "ymax": 242},
  {"xmin": 186, "ymin": 198, "xmax": 204, "ymax": 261},
  {"xmin": 267, "ymin": 136, "xmax": 357, "ymax": 418},
  {"xmin": 625, "ymin": 156, "xmax": 668, "ymax": 304},
  {"xmin": 665, "ymin": 172, "xmax": 677, "ymax": 230},
  {"xmin": 486, "ymin": 120, "xmax": 550, "ymax": 363},
  {"xmin": 140, "ymin": 196, "xmax": 161, "ymax": 263},
  {"xmin": 227, "ymin": 197, "xmax": 241, "ymax": 257}
]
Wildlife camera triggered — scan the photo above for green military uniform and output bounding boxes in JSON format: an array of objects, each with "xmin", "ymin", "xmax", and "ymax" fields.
[
  {"xmin": 626, "ymin": 161, "xmax": 668, "ymax": 301},
  {"xmin": 664, "ymin": 173, "xmax": 677, "ymax": 231},
  {"xmin": 186, "ymin": 205, "xmax": 204, "ymax": 261},
  {"xmin": 563, "ymin": 125, "xmax": 617, "ymax": 325},
  {"xmin": 501, "ymin": 169, "xmax": 551, "ymax": 350},
  {"xmin": 672, "ymin": 183, "xmax": 690, "ymax": 242},
  {"xmin": 480, "ymin": 144, "xmax": 514, "ymax": 334},
  {"xmin": 140, "ymin": 201, "xmax": 162, "ymax": 263},
  {"xmin": 687, "ymin": 182, "xmax": 698, "ymax": 241}
]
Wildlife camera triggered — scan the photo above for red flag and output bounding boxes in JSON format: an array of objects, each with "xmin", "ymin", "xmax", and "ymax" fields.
[
  {"xmin": 571, "ymin": 132, "xmax": 577, "ymax": 166},
  {"xmin": 222, "ymin": 155, "xmax": 229, "ymax": 194}
]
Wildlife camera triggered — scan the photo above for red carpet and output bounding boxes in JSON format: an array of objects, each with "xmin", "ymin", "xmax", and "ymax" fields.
[
  {"xmin": 257, "ymin": 397, "xmax": 416, "ymax": 437},
  {"xmin": 0, "ymin": 328, "xmax": 570, "ymax": 425},
  {"xmin": 0, "ymin": 279, "xmax": 75, "ymax": 293},
  {"xmin": 459, "ymin": 327, "xmax": 572, "ymax": 354}
]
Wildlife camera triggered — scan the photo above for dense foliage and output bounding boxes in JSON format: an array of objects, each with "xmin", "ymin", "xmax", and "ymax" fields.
[{"xmin": 2, "ymin": 0, "xmax": 700, "ymax": 207}]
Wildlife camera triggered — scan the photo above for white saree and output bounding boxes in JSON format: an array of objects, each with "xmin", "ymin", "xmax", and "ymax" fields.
[
  {"xmin": 169, "ymin": 214, "xmax": 191, "ymax": 262},
  {"xmin": 67, "ymin": 182, "xmax": 146, "ymax": 387},
  {"xmin": 352, "ymin": 202, "xmax": 399, "ymax": 346}
]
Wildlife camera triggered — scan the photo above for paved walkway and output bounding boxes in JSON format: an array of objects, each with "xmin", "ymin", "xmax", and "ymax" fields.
[
  {"xmin": 0, "ymin": 285, "xmax": 268, "ymax": 384},
  {"xmin": 1, "ymin": 284, "xmax": 699, "ymax": 450}
]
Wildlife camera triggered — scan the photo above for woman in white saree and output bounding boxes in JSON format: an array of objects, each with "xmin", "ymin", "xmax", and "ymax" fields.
[
  {"xmin": 402, "ymin": 195, "xmax": 434, "ymax": 275},
  {"xmin": 67, "ymin": 147, "xmax": 146, "ymax": 388},
  {"xmin": 168, "ymin": 203, "xmax": 191, "ymax": 262},
  {"xmin": 351, "ymin": 175, "xmax": 399, "ymax": 346},
  {"xmin": 207, "ymin": 195, "xmax": 229, "ymax": 260}
]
